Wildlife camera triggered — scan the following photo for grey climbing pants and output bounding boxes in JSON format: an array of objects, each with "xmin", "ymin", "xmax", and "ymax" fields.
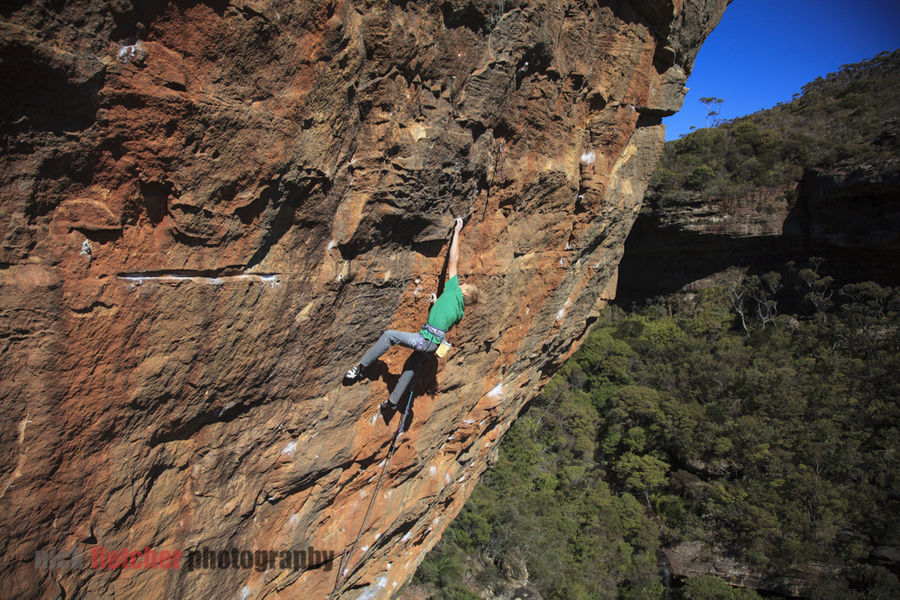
[{"xmin": 360, "ymin": 330, "xmax": 438, "ymax": 405}]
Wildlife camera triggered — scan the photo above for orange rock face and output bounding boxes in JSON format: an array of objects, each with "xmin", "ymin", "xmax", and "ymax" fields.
[{"xmin": 0, "ymin": 1, "xmax": 726, "ymax": 598}]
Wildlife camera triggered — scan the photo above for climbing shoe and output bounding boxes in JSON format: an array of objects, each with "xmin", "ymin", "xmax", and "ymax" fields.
[
  {"xmin": 379, "ymin": 400, "xmax": 397, "ymax": 412},
  {"xmin": 344, "ymin": 364, "xmax": 364, "ymax": 381}
]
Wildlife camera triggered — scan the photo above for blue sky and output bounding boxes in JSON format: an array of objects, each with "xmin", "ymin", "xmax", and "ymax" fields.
[{"xmin": 663, "ymin": 0, "xmax": 900, "ymax": 140}]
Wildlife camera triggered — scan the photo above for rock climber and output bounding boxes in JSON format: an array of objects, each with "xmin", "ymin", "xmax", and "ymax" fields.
[{"xmin": 344, "ymin": 217, "xmax": 479, "ymax": 410}]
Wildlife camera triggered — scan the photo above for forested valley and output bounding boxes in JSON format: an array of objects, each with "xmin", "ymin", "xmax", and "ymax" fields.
[{"xmin": 408, "ymin": 51, "xmax": 900, "ymax": 600}]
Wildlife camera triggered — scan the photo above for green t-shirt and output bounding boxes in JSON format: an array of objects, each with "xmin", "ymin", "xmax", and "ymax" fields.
[{"xmin": 421, "ymin": 275, "xmax": 465, "ymax": 343}]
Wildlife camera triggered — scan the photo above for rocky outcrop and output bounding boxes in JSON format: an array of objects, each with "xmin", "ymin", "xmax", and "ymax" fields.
[
  {"xmin": 617, "ymin": 157, "xmax": 900, "ymax": 301},
  {"xmin": 0, "ymin": 1, "xmax": 727, "ymax": 598},
  {"xmin": 663, "ymin": 541, "xmax": 842, "ymax": 598},
  {"xmin": 798, "ymin": 158, "xmax": 900, "ymax": 252}
]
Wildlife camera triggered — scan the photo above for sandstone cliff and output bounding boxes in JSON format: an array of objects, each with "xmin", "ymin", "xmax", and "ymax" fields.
[
  {"xmin": 0, "ymin": 1, "xmax": 727, "ymax": 598},
  {"xmin": 617, "ymin": 52, "xmax": 900, "ymax": 302},
  {"xmin": 617, "ymin": 156, "xmax": 900, "ymax": 302}
]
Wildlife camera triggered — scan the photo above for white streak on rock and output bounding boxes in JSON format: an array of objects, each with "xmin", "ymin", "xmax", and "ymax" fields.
[
  {"xmin": 118, "ymin": 41, "xmax": 145, "ymax": 62},
  {"xmin": 118, "ymin": 273, "xmax": 280, "ymax": 287},
  {"xmin": 356, "ymin": 577, "xmax": 388, "ymax": 600}
]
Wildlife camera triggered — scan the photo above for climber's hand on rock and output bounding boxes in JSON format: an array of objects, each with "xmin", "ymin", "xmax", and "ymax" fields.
[{"xmin": 454, "ymin": 217, "xmax": 464, "ymax": 233}]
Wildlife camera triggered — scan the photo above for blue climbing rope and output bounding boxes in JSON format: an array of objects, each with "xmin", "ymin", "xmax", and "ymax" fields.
[{"xmin": 329, "ymin": 365, "xmax": 421, "ymax": 599}]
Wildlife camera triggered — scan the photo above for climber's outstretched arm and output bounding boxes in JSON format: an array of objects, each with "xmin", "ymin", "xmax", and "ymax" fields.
[{"xmin": 448, "ymin": 217, "xmax": 463, "ymax": 279}]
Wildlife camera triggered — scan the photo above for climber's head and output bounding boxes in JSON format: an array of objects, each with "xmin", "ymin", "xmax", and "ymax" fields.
[{"xmin": 460, "ymin": 282, "xmax": 479, "ymax": 306}]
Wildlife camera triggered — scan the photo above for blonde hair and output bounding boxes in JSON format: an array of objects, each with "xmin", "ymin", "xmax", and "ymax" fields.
[{"xmin": 463, "ymin": 283, "xmax": 479, "ymax": 305}]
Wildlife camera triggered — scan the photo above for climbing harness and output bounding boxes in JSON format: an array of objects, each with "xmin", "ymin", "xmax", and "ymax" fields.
[
  {"xmin": 328, "ymin": 364, "xmax": 421, "ymax": 599},
  {"xmin": 423, "ymin": 323, "xmax": 446, "ymax": 341},
  {"xmin": 420, "ymin": 323, "xmax": 447, "ymax": 346},
  {"xmin": 413, "ymin": 324, "xmax": 444, "ymax": 351}
]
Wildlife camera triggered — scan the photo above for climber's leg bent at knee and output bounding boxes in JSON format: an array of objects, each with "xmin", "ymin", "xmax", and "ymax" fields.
[{"xmin": 389, "ymin": 352, "xmax": 427, "ymax": 406}]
